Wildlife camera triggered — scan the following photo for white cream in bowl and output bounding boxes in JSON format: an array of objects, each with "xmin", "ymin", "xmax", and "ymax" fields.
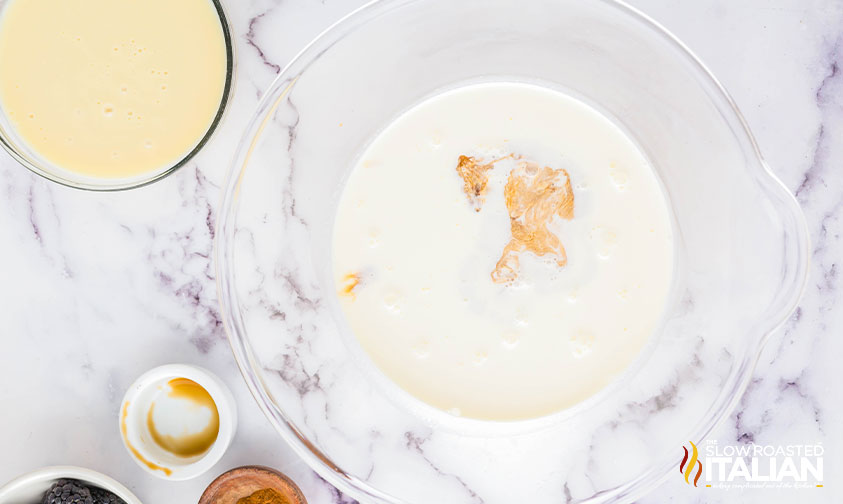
[{"xmin": 332, "ymin": 82, "xmax": 674, "ymax": 420}]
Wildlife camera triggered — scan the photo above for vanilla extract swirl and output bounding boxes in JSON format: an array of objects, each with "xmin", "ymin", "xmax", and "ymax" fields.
[{"xmin": 455, "ymin": 155, "xmax": 575, "ymax": 284}]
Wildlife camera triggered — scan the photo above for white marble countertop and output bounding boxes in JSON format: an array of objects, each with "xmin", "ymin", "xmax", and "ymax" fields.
[{"xmin": 0, "ymin": 0, "xmax": 840, "ymax": 503}]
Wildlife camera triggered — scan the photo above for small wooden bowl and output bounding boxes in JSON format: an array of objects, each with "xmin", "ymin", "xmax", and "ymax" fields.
[{"xmin": 198, "ymin": 466, "xmax": 307, "ymax": 504}]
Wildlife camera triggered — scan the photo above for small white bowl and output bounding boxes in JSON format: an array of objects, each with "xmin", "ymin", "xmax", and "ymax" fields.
[
  {"xmin": 119, "ymin": 364, "xmax": 237, "ymax": 481},
  {"xmin": 0, "ymin": 466, "xmax": 143, "ymax": 504}
]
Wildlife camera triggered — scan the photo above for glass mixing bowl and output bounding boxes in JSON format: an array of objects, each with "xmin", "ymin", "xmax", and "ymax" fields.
[
  {"xmin": 216, "ymin": 0, "xmax": 810, "ymax": 502},
  {"xmin": 0, "ymin": 0, "xmax": 234, "ymax": 191}
]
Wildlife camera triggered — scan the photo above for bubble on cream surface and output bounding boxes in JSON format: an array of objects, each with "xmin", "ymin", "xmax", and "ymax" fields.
[{"xmin": 332, "ymin": 82, "xmax": 674, "ymax": 420}]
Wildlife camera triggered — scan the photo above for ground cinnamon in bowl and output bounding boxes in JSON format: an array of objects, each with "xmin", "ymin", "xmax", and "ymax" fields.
[
  {"xmin": 198, "ymin": 465, "xmax": 307, "ymax": 504},
  {"xmin": 237, "ymin": 488, "xmax": 290, "ymax": 504}
]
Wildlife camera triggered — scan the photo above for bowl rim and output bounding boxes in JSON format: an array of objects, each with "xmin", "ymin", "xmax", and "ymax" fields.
[
  {"xmin": 0, "ymin": 465, "xmax": 143, "ymax": 504},
  {"xmin": 215, "ymin": 0, "xmax": 811, "ymax": 502},
  {"xmin": 0, "ymin": 0, "xmax": 236, "ymax": 192}
]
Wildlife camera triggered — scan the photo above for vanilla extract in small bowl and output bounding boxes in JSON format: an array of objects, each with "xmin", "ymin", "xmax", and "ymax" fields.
[
  {"xmin": 119, "ymin": 364, "xmax": 237, "ymax": 480},
  {"xmin": 146, "ymin": 377, "xmax": 220, "ymax": 458}
]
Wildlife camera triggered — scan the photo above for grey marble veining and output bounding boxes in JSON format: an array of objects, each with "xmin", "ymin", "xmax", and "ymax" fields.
[{"xmin": 0, "ymin": 1, "xmax": 840, "ymax": 503}]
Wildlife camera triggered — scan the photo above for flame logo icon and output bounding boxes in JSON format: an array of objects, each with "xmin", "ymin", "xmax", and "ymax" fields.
[{"xmin": 680, "ymin": 441, "xmax": 703, "ymax": 487}]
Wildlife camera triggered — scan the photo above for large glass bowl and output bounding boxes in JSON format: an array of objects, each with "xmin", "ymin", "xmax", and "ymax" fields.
[{"xmin": 216, "ymin": 0, "xmax": 810, "ymax": 502}]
